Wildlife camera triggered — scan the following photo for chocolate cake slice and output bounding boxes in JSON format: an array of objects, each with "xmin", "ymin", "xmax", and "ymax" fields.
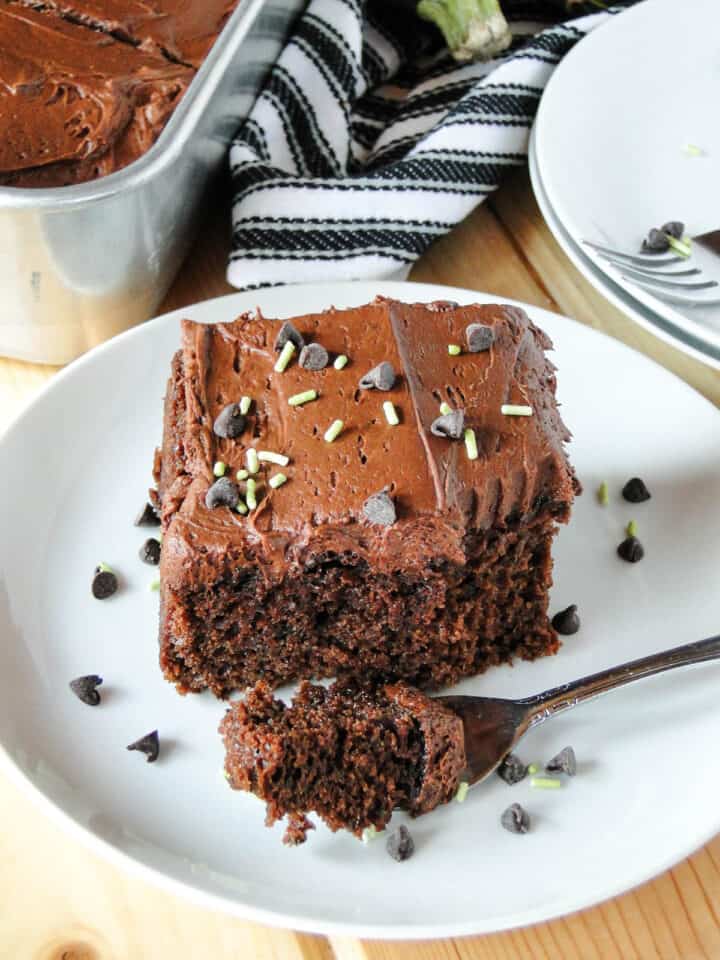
[
  {"xmin": 155, "ymin": 297, "xmax": 579, "ymax": 697},
  {"xmin": 220, "ymin": 679, "xmax": 467, "ymax": 844}
]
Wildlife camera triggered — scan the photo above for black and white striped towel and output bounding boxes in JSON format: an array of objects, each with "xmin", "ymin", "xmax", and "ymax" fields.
[{"xmin": 227, "ymin": 0, "xmax": 636, "ymax": 290}]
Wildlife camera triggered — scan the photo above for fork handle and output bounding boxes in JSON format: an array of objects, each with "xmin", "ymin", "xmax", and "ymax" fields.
[{"xmin": 519, "ymin": 633, "xmax": 720, "ymax": 726}]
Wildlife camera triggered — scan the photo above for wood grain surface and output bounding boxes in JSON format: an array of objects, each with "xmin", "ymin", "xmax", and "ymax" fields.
[{"xmin": 2, "ymin": 168, "xmax": 719, "ymax": 960}]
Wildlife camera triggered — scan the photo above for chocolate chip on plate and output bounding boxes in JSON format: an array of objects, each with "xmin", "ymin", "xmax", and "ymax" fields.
[
  {"xmin": 92, "ymin": 565, "xmax": 118, "ymax": 599},
  {"xmin": 622, "ymin": 477, "xmax": 651, "ymax": 503},
  {"xmin": 466, "ymin": 323, "xmax": 495, "ymax": 353},
  {"xmin": 501, "ymin": 802, "xmax": 530, "ymax": 834},
  {"xmin": 617, "ymin": 535, "xmax": 644, "ymax": 563},
  {"xmin": 135, "ymin": 501, "xmax": 160, "ymax": 527},
  {"xmin": 139, "ymin": 538, "xmax": 161, "ymax": 565},
  {"xmin": 69, "ymin": 674, "xmax": 103, "ymax": 706},
  {"xmin": 127, "ymin": 730, "xmax": 160, "ymax": 763},
  {"xmin": 359, "ymin": 361, "xmax": 396, "ymax": 391},
  {"xmin": 213, "ymin": 402, "xmax": 246, "ymax": 439},
  {"xmin": 386, "ymin": 825, "xmax": 415, "ymax": 861},
  {"xmin": 430, "ymin": 409, "xmax": 465, "ymax": 440},
  {"xmin": 546, "ymin": 746, "xmax": 577, "ymax": 777},
  {"xmin": 496, "ymin": 753, "xmax": 527, "ymax": 786},
  {"xmin": 551, "ymin": 604, "xmax": 580, "ymax": 636},
  {"xmin": 205, "ymin": 477, "xmax": 240, "ymax": 510},
  {"xmin": 274, "ymin": 321, "xmax": 305, "ymax": 352},
  {"xmin": 299, "ymin": 343, "xmax": 329, "ymax": 371},
  {"xmin": 363, "ymin": 490, "xmax": 397, "ymax": 526}
]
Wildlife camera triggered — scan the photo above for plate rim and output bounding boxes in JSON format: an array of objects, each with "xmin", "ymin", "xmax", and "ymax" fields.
[{"xmin": 2, "ymin": 279, "xmax": 720, "ymax": 939}]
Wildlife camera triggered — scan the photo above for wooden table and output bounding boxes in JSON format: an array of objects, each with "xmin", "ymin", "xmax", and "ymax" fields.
[{"xmin": 2, "ymin": 168, "xmax": 720, "ymax": 960}]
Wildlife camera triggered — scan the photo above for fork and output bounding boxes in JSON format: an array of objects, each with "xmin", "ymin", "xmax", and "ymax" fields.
[
  {"xmin": 582, "ymin": 231, "xmax": 720, "ymax": 306},
  {"xmin": 438, "ymin": 633, "xmax": 720, "ymax": 787}
]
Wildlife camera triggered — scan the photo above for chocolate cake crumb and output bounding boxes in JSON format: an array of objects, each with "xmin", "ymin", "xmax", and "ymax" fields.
[{"xmin": 283, "ymin": 813, "xmax": 316, "ymax": 846}]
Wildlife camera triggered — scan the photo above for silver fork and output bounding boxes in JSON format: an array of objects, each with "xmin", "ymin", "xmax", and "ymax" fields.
[{"xmin": 582, "ymin": 231, "xmax": 720, "ymax": 306}]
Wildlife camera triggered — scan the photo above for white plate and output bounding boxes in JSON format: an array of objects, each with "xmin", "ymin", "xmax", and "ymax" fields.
[
  {"xmin": 529, "ymin": 129, "xmax": 720, "ymax": 370},
  {"xmin": 534, "ymin": 0, "xmax": 720, "ymax": 363},
  {"xmin": 1, "ymin": 281, "xmax": 720, "ymax": 939}
]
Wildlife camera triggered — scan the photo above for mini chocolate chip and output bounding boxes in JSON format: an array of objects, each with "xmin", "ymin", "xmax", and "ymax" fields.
[
  {"xmin": 497, "ymin": 753, "xmax": 527, "ymax": 786},
  {"xmin": 299, "ymin": 342, "xmax": 329, "ymax": 371},
  {"xmin": 69, "ymin": 674, "xmax": 103, "ymax": 706},
  {"xmin": 546, "ymin": 746, "xmax": 576, "ymax": 776},
  {"xmin": 139, "ymin": 538, "xmax": 161, "ymax": 565},
  {"xmin": 213, "ymin": 403, "xmax": 246, "ymax": 439},
  {"xmin": 92, "ymin": 568, "xmax": 118, "ymax": 599},
  {"xmin": 466, "ymin": 323, "xmax": 495, "ymax": 353},
  {"xmin": 359, "ymin": 361, "xmax": 396, "ymax": 391},
  {"xmin": 127, "ymin": 730, "xmax": 159, "ymax": 763},
  {"xmin": 642, "ymin": 228, "xmax": 670, "ymax": 252},
  {"xmin": 618, "ymin": 535, "xmax": 644, "ymax": 563},
  {"xmin": 363, "ymin": 490, "xmax": 396, "ymax": 526},
  {"xmin": 622, "ymin": 477, "xmax": 651, "ymax": 503},
  {"xmin": 386, "ymin": 825, "xmax": 415, "ymax": 861},
  {"xmin": 427, "ymin": 299, "xmax": 458, "ymax": 311},
  {"xmin": 274, "ymin": 321, "xmax": 305, "ymax": 352},
  {"xmin": 551, "ymin": 604, "xmax": 580, "ymax": 636},
  {"xmin": 205, "ymin": 477, "xmax": 239, "ymax": 510},
  {"xmin": 135, "ymin": 501, "xmax": 160, "ymax": 526},
  {"xmin": 662, "ymin": 220, "xmax": 684, "ymax": 239},
  {"xmin": 430, "ymin": 409, "xmax": 465, "ymax": 440},
  {"xmin": 501, "ymin": 803, "xmax": 530, "ymax": 834}
]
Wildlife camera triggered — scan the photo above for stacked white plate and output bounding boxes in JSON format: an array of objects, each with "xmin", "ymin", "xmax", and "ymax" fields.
[{"xmin": 531, "ymin": 0, "xmax": 720, "ymax": 370}]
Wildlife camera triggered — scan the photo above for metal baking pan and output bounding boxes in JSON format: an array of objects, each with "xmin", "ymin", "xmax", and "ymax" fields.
[{"xmin": 0, "ymin": 0, "xmax": 303, "ymax": 365}]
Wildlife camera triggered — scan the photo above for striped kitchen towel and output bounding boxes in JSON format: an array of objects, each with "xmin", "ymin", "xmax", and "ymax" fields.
[{"xmin": 227, "ymin": 0, "xmax": 637, "ymax": 290}]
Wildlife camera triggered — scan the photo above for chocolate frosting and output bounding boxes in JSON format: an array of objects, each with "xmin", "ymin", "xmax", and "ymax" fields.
[
  {"xmin": 159, "ymin": 298, "xmax": 579, "ymax": 595},
  {"xmin": 0, "ymin": 0, "xmax": 226, "ymax": 188},
  {"xmin": 11, "ymin": 0, "xmax": 237, "ymax": 66}
]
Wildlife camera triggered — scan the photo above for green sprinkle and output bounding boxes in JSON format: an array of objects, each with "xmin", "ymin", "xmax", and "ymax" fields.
[
  {"xmin": 288, "ymin": 389, "xmax": 318, "ymax": 407},
  {"xmin": 683, "ymin": 143, "xmax": 704, "ymax": 157},
  {"xmin": 439, "ymin": 401, "xmax": 452, "ymax": 416},
  {"xmin": 333, "ymin": 354, "xmax": 349, "ymax": 370},
  {"xmin": 527, "ymin": 763, "xmax": 539, "ymax": 775},
  {"xmin": 269, "ymin": 473, "xmax": 287, "ymax": 490},
  {"xmin": 274, "ymin": 340, "xmax": 295, "ymax": 373},
  {"xmin": 213, "ymin": 460, "xmax": 226, "ymax": 477},
  {"xmin": 597, "ymin": 481, "xmax": 609, "ymax": 506},
  {"xmin": 361, "ymin": 825, "xmax": 383, "ymax": 844},
  {"xmin": 455, "ymin": 781, "xmax": 469, "ymax": 804},
  {"xmin": 246, "ymin": 448, "xmax": 260, "ymax": 475},
  {"xmin": 258, "ymin": 450, "xmax": 290, "ymax": 467},
  {"xmin": 239, "ymin": 396, "xmax": 252, "ymax": 415},
  {"xmin": 97, "ymin": 562, "xmax": 113, "ymax": 574},
  {"xmin": 501, "ymin": 404, "xmax": 533, "ymax": 417},
  {"xmin": 666, "ymin": 234, "xmax": 692, "ymax": 258},
  {"xmin": 626, "ymin": 519, "xmax": 638, "ymax": 538},
  {"xmin": 245, "ymin": 478, "xmax": 257, "ymax": 510},
  {"xmin": 530, "ymin": 775, "xmax": 562, "ymax": 790},
  {"xmin": 235, "ymin": 499, "xmax": 248, "ymax": 515},
  {"xmin": 236, "ymin": 469, "xmax": 249, "ymax": 481},
  {"xmin": 464, "ymin": 427, "xmax": 478, "ymax": 461},
  {"xmin": 448, "ymin": 344, "xmax": 462, "ymax": 356},
  {"xmin": 324, "ymin": 419, "xmax": 344, "ymax": 443},
  {"xmin": 383, "ymin": 401, "xmax": 400, "ymax": 426},
  {"xmin": 150, "ymin": 579, "xmax": 160, "ymax": 592}
]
